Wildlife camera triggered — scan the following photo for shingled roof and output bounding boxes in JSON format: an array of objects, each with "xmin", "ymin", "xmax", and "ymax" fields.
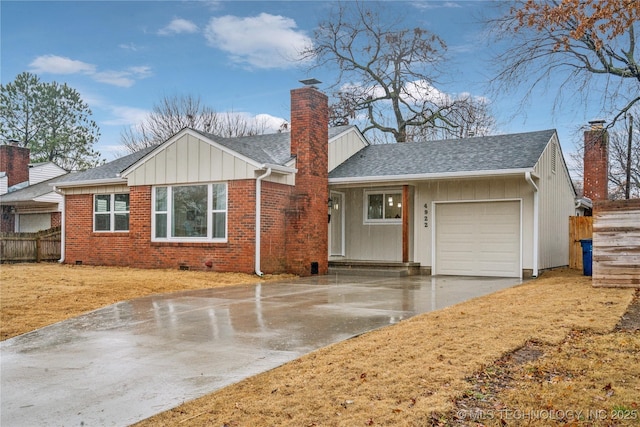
[
  {"xmin": 329, "ymin": 129, "xmax": 556, "ymax": 181},
  {"xmin": 55, "ymin": 126, "xmax": 356, "ymax": 186}
]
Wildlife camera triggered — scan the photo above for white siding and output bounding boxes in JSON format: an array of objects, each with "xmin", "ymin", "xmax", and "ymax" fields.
[
  {"xmin": 534, "ymin": 134, "xmax": 576, "ymax": 270},
  {"xmin": 329, "ymin": 130, "xmax": 368, "ymax": 172},
  {"xmin": 126, "ymin": 133, "xmax": 292, "ymax": 186},
  {"xmin": 340, "ymin": 187, "xmax": 403, "ymax": 261},
  {"xmin": 29, "ymin": 163, "xmax": 66, "ymax": 184}
]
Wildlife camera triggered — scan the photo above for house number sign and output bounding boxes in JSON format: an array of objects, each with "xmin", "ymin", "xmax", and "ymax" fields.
[{"xmin": 423, "ymin": 203, "xmax": 429, "ymax": 228}]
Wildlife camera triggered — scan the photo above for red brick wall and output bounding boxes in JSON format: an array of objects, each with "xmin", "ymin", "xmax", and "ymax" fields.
[
  {"xmin": 0, "ymin": 145, "xmax": 30, "ymax": 188},
  {"xmin": 65, "ymin": 181, "xmax": 286, "ymax": 273},
  {"xmin": 260, "ymin": 181, "xmax": 291, "ymax": 273},
  {"xmin": 65, "ymin": 193, "xmax": 133, "ymax": 266},
  {"xmin": 286, "ymin": 87, "xmax": 329, "ymax": 276},
  {"xmin": 584, "ymin": 128, "xmax": 609, "ymax": 201},
  {"xmin": 51, "ymin": 212, "xmax": 62, "ymax": 228}
]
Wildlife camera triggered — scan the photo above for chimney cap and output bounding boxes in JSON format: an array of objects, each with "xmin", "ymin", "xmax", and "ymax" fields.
[
  {"xmin": 299, "ymin": 78, "xmax": 322, "ymax": 88},
  {"xmin": 588, "ymin": 119, "xmax": 606, "ymax": 130}
]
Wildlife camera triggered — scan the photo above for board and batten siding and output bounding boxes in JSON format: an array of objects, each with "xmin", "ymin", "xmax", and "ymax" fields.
[
  {"xmin": 338, "ymin": 187, "xmax": 403, "ymax": 261},
  {"xmin": 592, "ymin": 199, "xmax": 640, "ymax": 288},
  {"xmin": 126, "ymin": 133, "xmax": 293, "ymax": 187},
  {"xmin": 534, "ymin": 134, "xmax": 576, "ymax": 270},
  {"xmin": 328, "ymin": 130, "xmax": 368, "ymax": 172}
]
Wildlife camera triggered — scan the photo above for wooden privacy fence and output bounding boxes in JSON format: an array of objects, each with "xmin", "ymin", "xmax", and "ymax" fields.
[
  {"xmin": 0, "ymin": 227, "xmax": 61, "ymax": 263},
  {"xmin": 569, "ymin": 216, "xmax": 593, "ymax": 270},
  {"xmin": 592, "ymin": 200, "xmax": 640, "ymax": 288}
]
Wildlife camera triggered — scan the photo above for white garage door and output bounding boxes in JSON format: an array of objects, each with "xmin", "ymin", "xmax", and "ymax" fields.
[
  {"xmin": 17, "ymin": 213, "xmax": 51, "ymax": 232},
  {"xmin": 435, "ymin": 201, "xmax": 521, "ymax": 277}
]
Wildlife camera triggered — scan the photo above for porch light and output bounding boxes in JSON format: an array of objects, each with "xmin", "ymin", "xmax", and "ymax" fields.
[{"xmin": 397, "ymin": 202, "xmax": 401, "ymax": 208}]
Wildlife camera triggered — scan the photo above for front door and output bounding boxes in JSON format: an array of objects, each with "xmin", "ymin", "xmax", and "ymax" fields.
[{"xmin": 329, "ymin": 191, "xmax": 345, "ymax": 256}]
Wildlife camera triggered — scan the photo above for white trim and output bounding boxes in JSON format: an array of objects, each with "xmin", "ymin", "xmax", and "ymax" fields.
[
  {"xmin": 525, "ymin": 172, "xmax": 539, "ymax": 277},
  {"xmin": 432, "ymin": 199, "xmax": 523, "ymax": 278},
  {"xmin": 330, "ymin": 168, "xmax": 536, "ymax": 185},
  {"xmin": 363, "ymin": 188, "xmax": 403, "ymax": 225},
  {"xmin": 53, "ymin": 178, "xmax": 127, "ymax": 190},
  {"xmin": 255, "ymin": 168, "xmax": 272, "ymax": 276},
  {"xmin": 93, "ymin": 193, "xmax": 130, "ymax": 233},
  {"xmin": 151, "ymin": 182, "xmax": 228, "ymax": 243},
  {"xmin": 329, "ymin": 190, "xmax": 346, "ymax": 256}
]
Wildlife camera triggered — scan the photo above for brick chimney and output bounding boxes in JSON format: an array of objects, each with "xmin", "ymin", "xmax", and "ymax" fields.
[
  {"xmin": 583, "ymin": 120, "xmax": 609, "ymax": 201},
  {"xmin": 286, "ymin": 85, "xmax": 329, "ymax": 276},
  {"xmin": 0, "ymin": 143, "xmax": 30, "ymax": 189}
]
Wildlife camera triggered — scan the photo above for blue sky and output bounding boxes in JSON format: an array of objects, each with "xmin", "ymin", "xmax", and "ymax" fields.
[{"xmin": 1, "ymin": 0, "xmax": 603, "ymax": 172}]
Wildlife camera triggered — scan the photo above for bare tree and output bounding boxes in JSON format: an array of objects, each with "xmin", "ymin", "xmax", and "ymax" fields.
[
  {"xmin": 121, "ymin": 94, "xmax": 272, "ymax": 153},
  {"xmin": 407, "ymin": 95, "xmax": 497, "ymax": 140},
  {"xmin": 303, "ymin": 2, "xmax": 491, "ymax": 143},
  {"xmin": 488, "ymin": 0, "xmax": 640, "ymax": 127}
]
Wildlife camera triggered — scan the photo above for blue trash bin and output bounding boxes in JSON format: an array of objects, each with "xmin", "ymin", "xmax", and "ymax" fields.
[{"xmin": 580, "ymin": 239, "xmax": 593, "ymax": 276}]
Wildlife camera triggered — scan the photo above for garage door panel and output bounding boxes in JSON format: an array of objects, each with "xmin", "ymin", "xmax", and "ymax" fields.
[{"xmin": 435, "ymin": 201, "xmax": 520, "ymax": 277}]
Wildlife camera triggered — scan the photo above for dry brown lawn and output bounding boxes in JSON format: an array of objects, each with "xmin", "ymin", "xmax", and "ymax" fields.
[
  {"xmin": 0, "ymin": 263, "xmax": 292, "ymax": 340},
  {"xmin": 1, "ymin": 263, "xmax": 638, "ymax": 426}
]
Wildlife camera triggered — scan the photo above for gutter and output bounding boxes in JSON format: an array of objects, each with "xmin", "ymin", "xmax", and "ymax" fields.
[
  {"xmin": 329, "ymin": 168, "xmax": 537, "ymax": 185},
  {"xmin": 54, "ymin": 187, "xmax": 66, "ymax": 264},
  {"xmin": 525, "ymin": 172, "xmax": 539, "ymax": 278},
  {"xmin": 52, "ymin": 177, "xmax": 127, "ymax": 189},
  {"xmin": 255, "ymin": 167, "xmax": 272, "ymax": 277}
]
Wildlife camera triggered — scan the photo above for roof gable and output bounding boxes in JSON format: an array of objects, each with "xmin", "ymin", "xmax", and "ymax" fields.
[{"xmin": 329, "ymin": 129, "xmax": 557, "ymax": 181}]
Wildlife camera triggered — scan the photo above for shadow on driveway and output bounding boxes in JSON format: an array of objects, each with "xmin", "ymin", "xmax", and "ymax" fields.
[{"xmin": 1, "ymin": 274, "xmax": 522, "ymax": 426}]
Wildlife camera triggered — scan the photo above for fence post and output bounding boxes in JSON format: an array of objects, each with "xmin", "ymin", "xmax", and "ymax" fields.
[{"xmin": 36, "ymin": 236, "xmax": 41, "ymax": 263}]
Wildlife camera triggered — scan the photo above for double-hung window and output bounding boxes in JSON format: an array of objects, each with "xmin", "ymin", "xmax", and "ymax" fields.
[
  {"xmin": 153, "ymin": 183, "xmax": 227, "ymax": 242},
  {"xmin": 94, "ymin": 194, "xmax": 130, "ymax": 232},
  {"xmin": 364, "ymin": 190, "xmax": 402, "ymax": 224}
]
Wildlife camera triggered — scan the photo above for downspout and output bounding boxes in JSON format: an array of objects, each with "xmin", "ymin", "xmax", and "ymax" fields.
[
  {"xmin": 255, "ymin": 167, "xmax": 272, "ymax": 276},
  {"xmin": 525, "ymin": 172, "xmax": 539, "ymax": 278},
  {"xmin": 56, "ymin": 187, "xmax": 66, "ymax": 263}
]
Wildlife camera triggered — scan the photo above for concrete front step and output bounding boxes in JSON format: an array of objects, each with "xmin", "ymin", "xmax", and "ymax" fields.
[{"xmin": 328, "ymin": 261, "xmax": 422, "ymax": 277}]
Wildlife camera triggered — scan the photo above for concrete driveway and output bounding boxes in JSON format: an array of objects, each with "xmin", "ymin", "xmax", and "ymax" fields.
[{"xmin": 1, "ymin": 274, "xmax": 522, "ymax": 426}]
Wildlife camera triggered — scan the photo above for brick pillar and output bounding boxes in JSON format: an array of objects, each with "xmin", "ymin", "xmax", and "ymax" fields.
[
  {"xmin": 583, "ymin": 120, "xmax": 609, "ymax": 201},
  {"xmin": 286, "ymin": 86, "xmax": 329, "ymax": 276},
  {"xmin": 0, "ymin": 144, "xmax": 30, "ymax": 189}
]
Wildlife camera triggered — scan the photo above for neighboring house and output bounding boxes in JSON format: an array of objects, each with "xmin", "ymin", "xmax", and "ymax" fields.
[
  {"xmin": 0, "ymin": 144, "xmax": 68, "ymax": 232},
  {"xmin": 54, "ymin": 86, "xmax": 577, "ymax": 278}
]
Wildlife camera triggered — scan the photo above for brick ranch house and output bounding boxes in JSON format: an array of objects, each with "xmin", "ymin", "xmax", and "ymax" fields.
[{"xmin": 53, "ymin": 85, "xmax": 580, "ymax": 278}]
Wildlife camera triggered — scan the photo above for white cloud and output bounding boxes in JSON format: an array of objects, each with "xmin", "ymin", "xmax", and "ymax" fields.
[
  {"xmin": 29, "ymin": 55, "xmax": 96, "ymax": 75},
  {"xmin": 253, "ymin": 113, "xmax": 288, "ymax": 132},
  {"xmin": 119, "ymin": 42, "xmax": 139, "ymax": 51},
  {"xmin": 204, "ymin": 13, "xmax": 312, "ymax": 69},
  {"xmin": 412, "ymin": 1, "xmax": 462, "ymax": 10},
  {"xmin": 28, "ymin": 55, "xmax": 151, "ymax": 88},
  {"xmin": 101, "ymin": 105, "xmax": 151, "ymax": 127},
  {"xmin": 158, "ymin": 18, "xmax": 199, "ymax": 35}
]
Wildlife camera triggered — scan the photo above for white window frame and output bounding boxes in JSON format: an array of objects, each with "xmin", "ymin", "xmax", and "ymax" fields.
[
  {"xmin": 93, "ymin": 193, "xmax": 130, "ymax": 232},
  {"xmin": 151, "ymin": 182, "xmax": 228, "ymax": 243},
  {"xmin": 363, "ymin": 188, "xmax": 403, "ymax": 225}
]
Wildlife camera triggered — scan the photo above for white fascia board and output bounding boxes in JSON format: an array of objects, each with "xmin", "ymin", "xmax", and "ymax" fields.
[
  {"xmin": 329, "ymin": 168, "xmax": 536, "ymax": 185},
  {"xmin": 52, "ymin": 177, "xmax": 127, "ymax": 190},
  {"xmin": 120, "ymin": 128, "xmax": 264, "ymax": 178}
]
